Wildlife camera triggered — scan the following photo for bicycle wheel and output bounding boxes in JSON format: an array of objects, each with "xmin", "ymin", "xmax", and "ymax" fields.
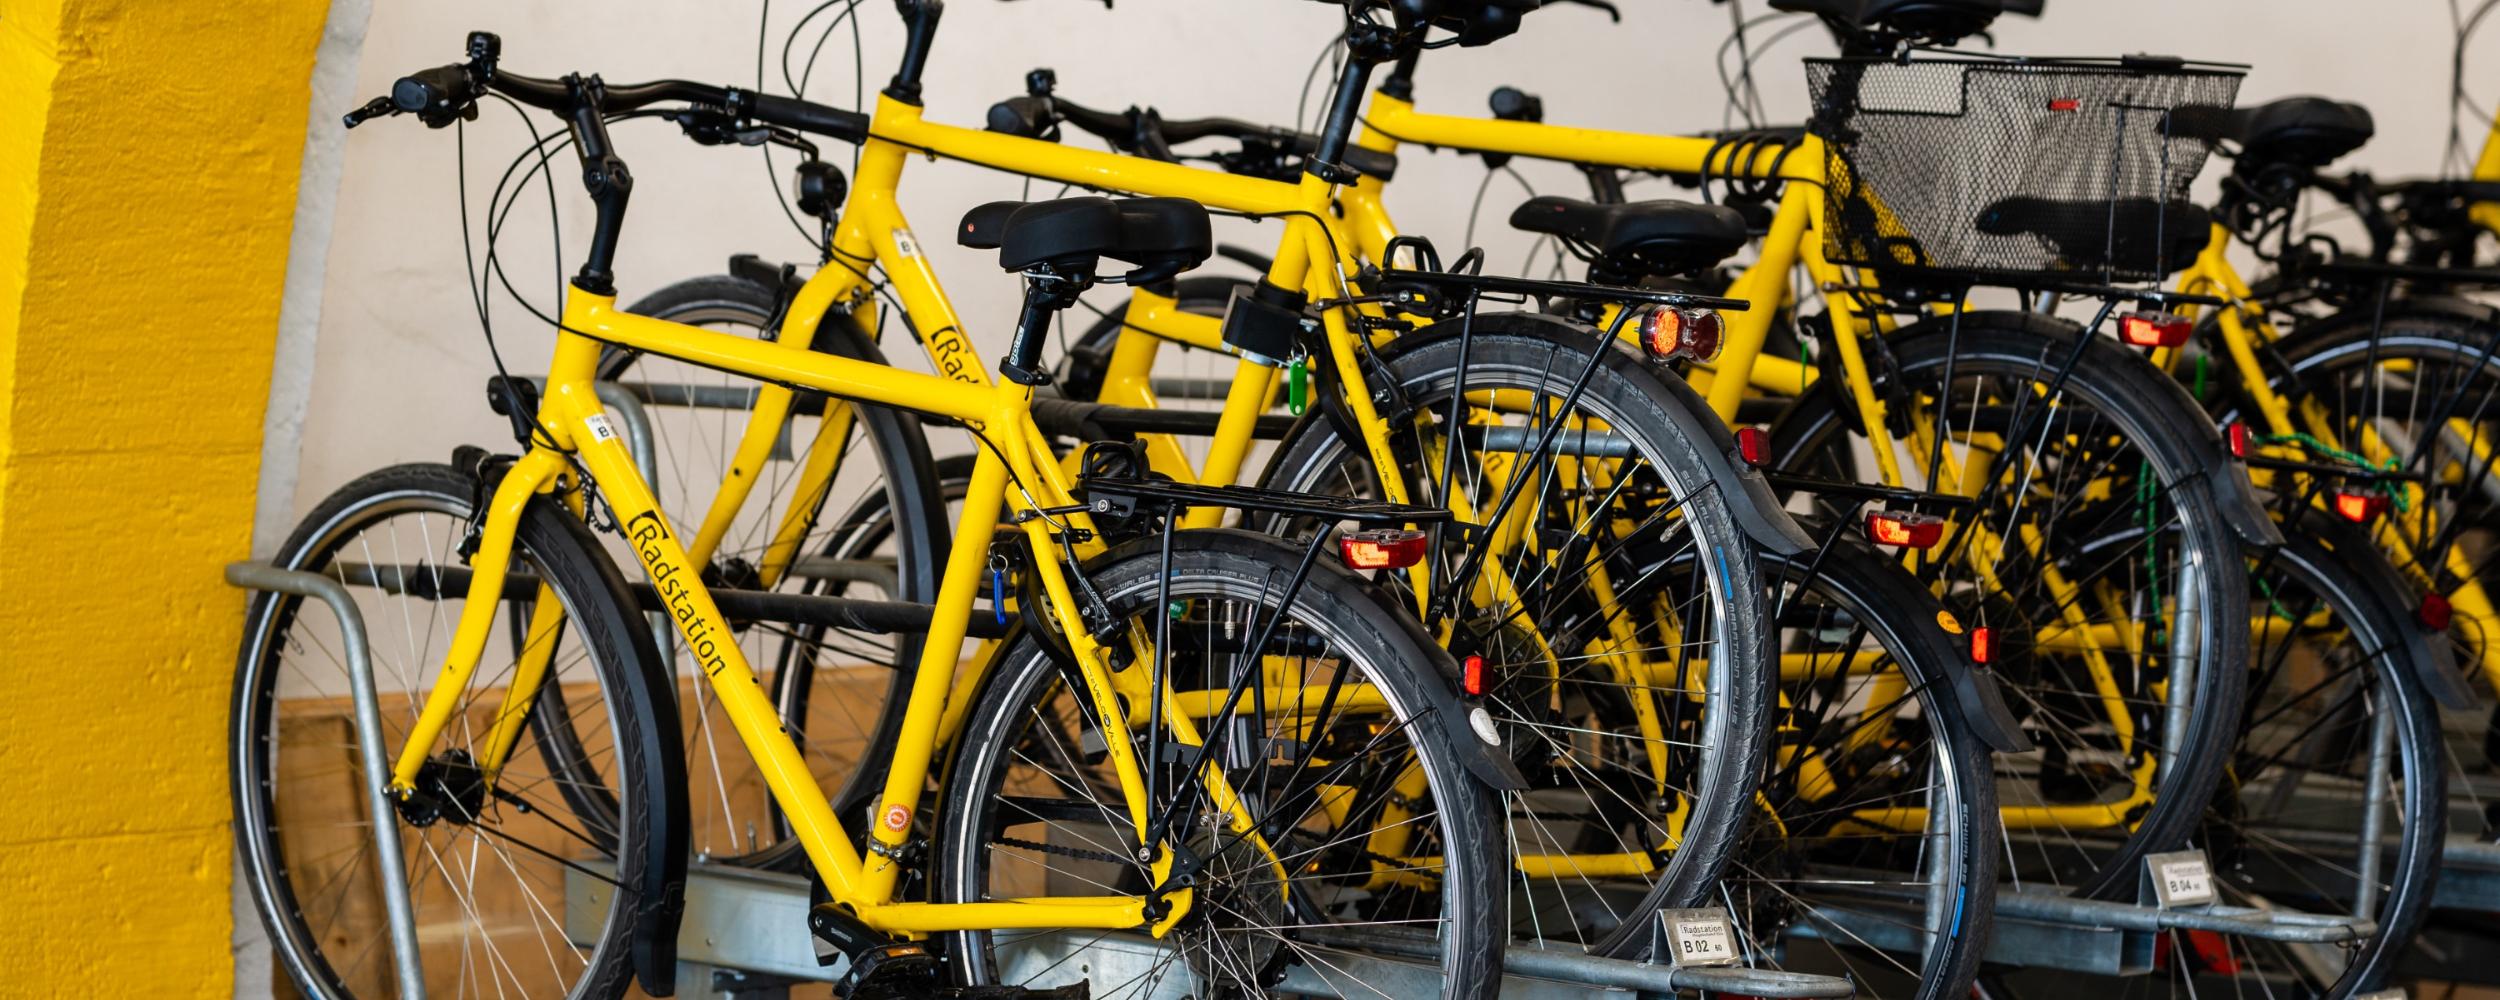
[
  {"xmin": 1707, "ymin": 533, "xmax": 2001, "ymax": 999},
  {"xmin": 1257, "ymin": 312, "xmax": 1773, "ymax": 958},
  {"xmin": 2228, "ymin": 306, "xmax": 2499, "ymax": 702},
  {"xmin": 1987, "ymin": 512, "xmax": 2448, "ymax": 998},
  {"xmin": 934, "ymin": 528, "xmax": 1504, "ymax": 1000},
  {"xmin": 578, "ymin": 273, "xmax": 945, "ymax": 870},
  {"xmin": 233, "ymin": 463, "xmax": 677, "ymax": 1000},
  {"xmin": 1770, "ymin": 311, "xmax": 2252, "ymax": 900}
]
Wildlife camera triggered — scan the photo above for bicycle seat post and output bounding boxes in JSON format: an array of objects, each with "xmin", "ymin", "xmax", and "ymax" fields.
[{"xmin": 1002, "ymin": 268, "xmax": 1084, "ymax": 386}]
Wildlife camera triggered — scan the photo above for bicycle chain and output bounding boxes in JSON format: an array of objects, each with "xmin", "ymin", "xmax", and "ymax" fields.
[{"xmin": 991, "ymin": 834, "xmax": 1134, "ymax": 867}]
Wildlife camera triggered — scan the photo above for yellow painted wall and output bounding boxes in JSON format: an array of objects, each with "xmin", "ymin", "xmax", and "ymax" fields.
[{"xmin": 0, "ymin": 0, "xmax": 331, "ymax": 992}]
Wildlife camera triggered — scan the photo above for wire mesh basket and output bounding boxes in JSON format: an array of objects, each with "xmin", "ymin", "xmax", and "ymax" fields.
[{"xmin": 1804, "ymin": 55, "xmax": 2245, "ymax": 285}]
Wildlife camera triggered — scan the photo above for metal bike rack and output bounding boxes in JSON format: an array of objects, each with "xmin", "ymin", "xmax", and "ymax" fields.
[
  {"xmin": 2435, "ymin": 835, "xmax": 2500, "ymax": 910},
  {"xmin": 562, "ymin": 861, "xmax": 1861, "ymax": 999},
  {"xmin": 1796, "ymin": 883, "xmax": 2377, "ymax": 979},
  {"xmin": 228, "ymin": 534, "xmax": 2398, "ymax": 1000},
  {"xmin": 226, "ymin": 561, "xmax": 428, "ymax": 1000},
  {"xmin": 2398, "ymin": 835, "xmax": 2500, "ymax": 984}
]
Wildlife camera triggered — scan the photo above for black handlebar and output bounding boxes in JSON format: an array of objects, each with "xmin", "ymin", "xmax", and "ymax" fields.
[
  {"xmin": 985, "ymin": 82, "xmax": 1398, "ymax": 182},
  {"xmin": 346, "ymin": 31, "xmax": 878, "ymax": 296},
  {"xmin": 348, "ymin": 37, "xmax": 869, "ymax": 147}
]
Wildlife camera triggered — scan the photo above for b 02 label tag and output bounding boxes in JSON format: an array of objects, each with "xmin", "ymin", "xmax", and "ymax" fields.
[
  {"xmin": 1661, "ymin": 907, "xmax": 1739, "ymax": 967},
  {"xmin": 583, "ymin": 414, "xmax": 618, "ymax": 443},
  {"xmin": 2145, "ymin": 849, "xmax": 2216, "ymax": 908}
]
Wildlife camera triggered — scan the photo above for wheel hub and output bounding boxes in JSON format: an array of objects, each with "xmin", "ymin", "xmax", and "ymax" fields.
[{"xmin": 395, "ymin": 749, "xmax": 488, "ymax": 827}]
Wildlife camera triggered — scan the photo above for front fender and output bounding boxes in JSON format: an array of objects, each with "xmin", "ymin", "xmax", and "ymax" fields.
[{"xmin": 1766, "ymin": 528, "xmax": 2033, "ymax": 755}]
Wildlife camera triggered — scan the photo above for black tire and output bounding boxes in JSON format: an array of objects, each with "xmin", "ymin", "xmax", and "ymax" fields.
[
  {"xmin": 1720, "ymin": 535, "xmax": 2001, "ymax": 1000},
  {"xmin": 576, "ymin": 273, "xmax": 946, "ymax": 870},
  {"xmin": 1769, "ymin": 312, "xmax": 2252, "ymax": 901},
  {"xmin": 1987, "ymin": 519, "xmax": 2449, "ymax": 999},
  {"xmin": 2219, "ymin": 306, "xmax": 2500, "ymax": 706},
  {"xmin": 1256, "ymin": 312, "xmax": 1773, "ymax": 958},
  {"xmin": 2201, "ymin": 517, "xmax": 2447, "ymax": 998},
  {"xmin": 233, "ymin": 463, "xmax": 678, "ymax": 1000},
  {"xmin": 934, "ymin": 529, "xmax": 1505, "ymax": 1000}
]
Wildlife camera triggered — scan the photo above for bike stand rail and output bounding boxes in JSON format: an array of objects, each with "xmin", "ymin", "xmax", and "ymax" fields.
[
  {"xmin": 226, "ymin": 561, "xmax": 428, "ymax": 1000},
  {"xmin": 2436, "ymin": 835, "xmax": 2500, "ymax": 911},
  {"xmin": 562, "ymin": 861, "xmax": 1860, "ymax": 999},
  {"xmin": 1800, "ymin": 883, "xmax": 2377, "ymax": 979}
]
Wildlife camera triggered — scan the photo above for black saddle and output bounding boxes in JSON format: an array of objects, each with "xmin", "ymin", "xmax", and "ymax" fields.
[
  {"xmin": 1973, "ymin": 196, "xmax": 2213, "ymax": 276},
  {"xmin": 2226, "ymin": 96, "xmax": 2374, "ymax": 168},
  {"xmin": 1508, "ymin": 197, "xmax": 1749, "ymax": 279},
  {"xmin": 1769, "ymin": 0, "xmax": 2004, "ymax": 36},
  {"xmin": 1390, "ymin": 0, "xmax": 1541, "ymax": 47},
  {"xmin": 958, "ymin": 196, "xmax": 1212, "ymax": 285}
]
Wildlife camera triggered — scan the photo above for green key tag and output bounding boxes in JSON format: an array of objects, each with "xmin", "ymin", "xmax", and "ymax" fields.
[{"xmin": 1287, "ymin": 356, "xmax": 1309, "ymax": 416}]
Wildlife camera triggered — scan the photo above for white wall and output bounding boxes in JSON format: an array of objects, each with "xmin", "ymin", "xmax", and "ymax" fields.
[{"xmin": 277, "ymin": 0, "xmax": 2498, "ymax": 522}]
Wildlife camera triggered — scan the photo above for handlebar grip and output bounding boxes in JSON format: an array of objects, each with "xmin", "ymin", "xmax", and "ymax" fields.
[
  {"xmin": 392, "ymin": 64, "xmax": 477, "ymax": 119},
  {"xmin": 986, "ymin": 95, "xmax": 1057, "ymax": 139},
  {"xmin": 747, "ymin": 91, "xmax": 869, "ymax": 143}
]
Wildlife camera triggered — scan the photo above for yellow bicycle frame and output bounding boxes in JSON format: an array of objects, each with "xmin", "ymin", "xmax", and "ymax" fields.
[
  {"xmin": 383, "ymin": 261, "xmax": 1239, "ymax": 938},
  {"xmin": 1093, "ymin": 86, "xmax": 2171, "ymax": 833},
  {"xmin": 595, "ymin": 87, "xmax": 1733, "ymax": 879},
  {"xmin": 2170, "ymin": 223, "xmax": 2500, "ymax": 687},
  {"xmin": 2468, "ymin": 101, "xmax": 2500, "ymax": 235}
]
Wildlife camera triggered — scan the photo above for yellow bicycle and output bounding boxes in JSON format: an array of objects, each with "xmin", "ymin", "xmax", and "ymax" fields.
[
  {"xmin": 1040, "ymin": 7, "xmax": 2263, "ymax": 916},
  {"xmin": 233, "ymin": 31, "xmax": 1513, "ymax": 1000},
  {"xmin": 568, "ymin": 0, "xmax": 1804, "ymax": 965}
]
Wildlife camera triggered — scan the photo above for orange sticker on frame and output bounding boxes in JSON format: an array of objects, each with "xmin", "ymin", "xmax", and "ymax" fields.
[{"xmin": 881, "ymin": 803, "xmax": 912, "ymax": 832}]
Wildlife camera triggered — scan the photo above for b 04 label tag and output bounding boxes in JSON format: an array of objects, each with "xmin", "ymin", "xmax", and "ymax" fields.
[
  {"xmin": 2144, "ymin": 849, "xmax": 2216, "ymax": 908},
  {"xmin": 1660, "ymin": 907, "xmax": 1739, "ymax": 967}
]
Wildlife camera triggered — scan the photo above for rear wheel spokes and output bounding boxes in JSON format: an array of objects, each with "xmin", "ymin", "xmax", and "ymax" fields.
[{"xmin": 942, "ymin": 565, "xmax": 1488, "ymax": 1000}]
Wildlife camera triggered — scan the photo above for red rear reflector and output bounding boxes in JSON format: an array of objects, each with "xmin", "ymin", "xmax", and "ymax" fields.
[
  {"xmin": 2119, "ymin": 311, "xmax": 2193, "ymax": 348},
  {"xmin": 1970, "ymin": 626, "xmax": 1993, "ymax": 666},
  {"xmin": 1463, "ymin": 654, "xmax": 1487, "ymax": 696},
  {"xmin": 2226, "ymin": 421, "xmax": 2250, "ymax": 458},
  {"xmin": 1735, "ymin": 427, "xmax": 1769, "ymax": 467},
  {"xmin": 2331, "ymin": 489, "xmax": 2388, "ymax": 523},
  {"xmin": 1340, "ymin": 528, "xmax": 1428, "ymax": 570},
  {"xmin": 2049, "ymin": 98, "xmax": 2082, "ymax": 112},
  {"xmin": 2421, "ymin": 592, "xmax": 2454, "ymax": 631},
  {"xmin": 1867, "ymin": 509, "xmax": 1946, "ymax": 549},
  {"xmin": 1640, "ymin": 307, "xmax": 1726, "ymax": 365}
]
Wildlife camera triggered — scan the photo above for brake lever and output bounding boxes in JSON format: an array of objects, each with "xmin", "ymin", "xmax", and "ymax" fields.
[
  {"xmin": 342, "ymin": 96, "xmax": 398, "ymax": 129},
  {"xmin": 666, "ymin": 107, "xmax": 816, "ymax": 158}
]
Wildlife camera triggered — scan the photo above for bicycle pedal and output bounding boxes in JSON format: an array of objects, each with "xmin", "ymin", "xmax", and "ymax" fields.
[{"xmin": 841, "ymin": 942, "xmax": 939, "ymax": 1000}]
